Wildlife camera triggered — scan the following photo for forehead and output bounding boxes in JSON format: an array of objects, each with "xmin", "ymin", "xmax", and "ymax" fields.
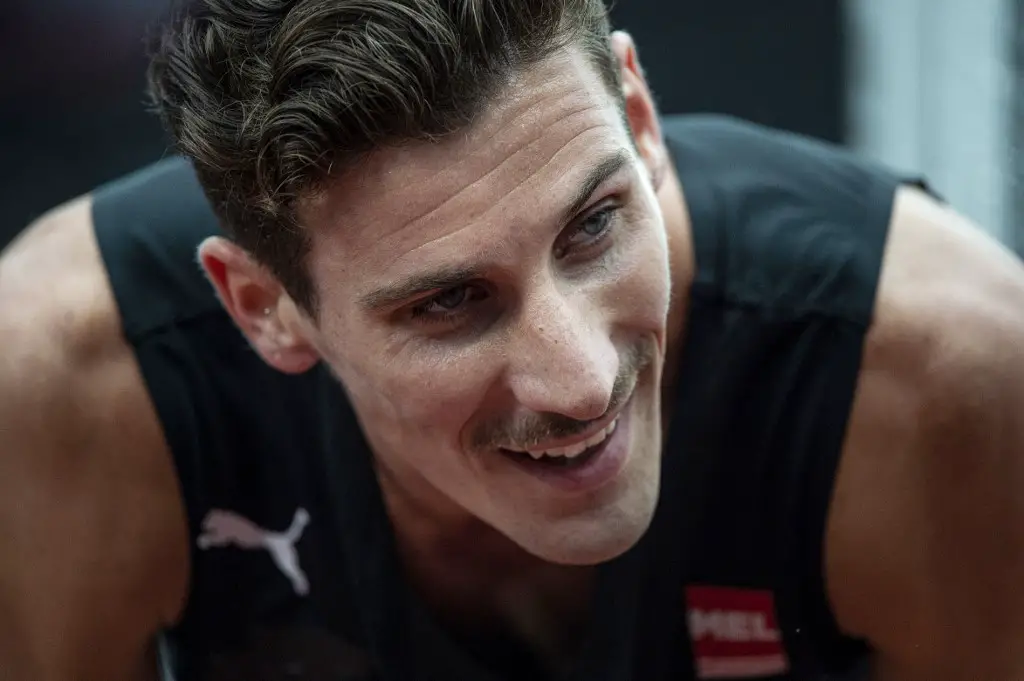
[{"xmin": 303, "ymin": 49, "xmax": 632, "ymax": 299}]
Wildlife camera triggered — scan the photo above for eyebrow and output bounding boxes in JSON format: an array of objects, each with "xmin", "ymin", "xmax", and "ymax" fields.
[
  {"xmin": 359, "ymin": 148, "xmax": 635, "ymax": 313},
  {"xmin": 559, "ymin": 148, "xmax": 634, "ymax": 225},
  {"xmin": 359, "ymin": 264, "xmax": 480, "ymax": 312}
]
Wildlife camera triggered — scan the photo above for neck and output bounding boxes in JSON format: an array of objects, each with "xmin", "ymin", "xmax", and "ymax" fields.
[
  {"xmin": 376, "ymin": 456, "xmax": 524, "ymax": 563},
  {"xmin": 376, "ymin": 458, "xmax": 595, "ymax": 672}
]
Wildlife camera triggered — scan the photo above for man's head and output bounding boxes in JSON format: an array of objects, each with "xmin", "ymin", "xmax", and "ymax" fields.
[{"xmin": 149, "ymin": 0, "xmax": 678, "ymax": 566}]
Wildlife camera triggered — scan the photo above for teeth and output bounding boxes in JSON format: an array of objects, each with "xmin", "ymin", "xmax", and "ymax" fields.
[{"xmin": 525, "ymin": 417, "xmax": 619, "ymax": 460}]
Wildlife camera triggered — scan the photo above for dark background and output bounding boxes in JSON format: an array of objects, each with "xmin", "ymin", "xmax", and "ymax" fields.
[{"xmin": 0, "ymin": 0, "xmax": 844, "ymax": 247}]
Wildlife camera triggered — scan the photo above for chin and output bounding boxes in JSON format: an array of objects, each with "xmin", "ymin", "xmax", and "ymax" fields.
[
  {"xmin": 520, "ymin": 489, "xmax": 661, "ymax": 567},
  {"xmin": 499, "ymin": 387, "xmax": 664, "ymax": 566},
  {"xmin": 538, "ymin": 530, "xmax": 649, "ymax": 567}
]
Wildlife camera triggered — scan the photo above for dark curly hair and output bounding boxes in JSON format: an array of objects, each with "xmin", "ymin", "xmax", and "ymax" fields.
[{"xmin": 147, "ymin": 0, "xmax": 622, "ymax": 316}]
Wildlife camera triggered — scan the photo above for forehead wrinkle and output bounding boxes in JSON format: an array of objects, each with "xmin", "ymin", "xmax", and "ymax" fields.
[
  {"xmin": 375, "ymin": 214, "xmax": 511, "ymax": 277},
  {"xmin": 308, "ymin": 50, "xmax": 622, "ymax": 281},
  {"xmin": 400, "ymin": 101, "xmax": 601, "ymax": 235},
  {"xmin": 367, "ymin": 115, "xmax": 615, "ymax": 279},
  {"xmin": 497, "ymin": 122, "xmax": 626, "ymax": 216},
  {"xmin": 320, "ymin": 76, "xmax": 591, "ymax": 231},
  {"xmin": 372, "ymin": 115, "xmax": 624, "ymax": 285},
  {"xmin": 310, "ymin": 99, "xmax": 603, "ymax": 274},
  {"xmin": 382, "ymin": 112, "xmax": 606, "ymax": 261}
]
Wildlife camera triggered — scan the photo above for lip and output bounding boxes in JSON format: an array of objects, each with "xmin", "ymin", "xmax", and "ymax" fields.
[
  {"xmin": 503, "ymin": 402, "xmax": 626, "ymax": 454},
  {"xmin": 505, "ymin": 394, "xmax": 634, "ymax": 494}
]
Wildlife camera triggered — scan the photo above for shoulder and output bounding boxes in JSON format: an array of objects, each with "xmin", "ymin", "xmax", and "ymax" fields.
[
  {"xmin": 1, "ymin": 196, "xmax": 123, "ymax": 391},
  {"xmin": 668, "ymin": 115, "xmax": 906, "ymax": 316},
  {"xmin": 665, "ymin": 114, "xmax": 907, "ymax": 223},
  {"xmin": 91, "ymin": 155, "xmax": 225, "ymax": 335},
  {"xmin": 870, "ymin": 185, "xmax": 1024, "ymax": 376},
  {"xmin": 826, "ymin": 185, "xmax": 1024, "ymax": 679},
  {"xmin": 851, "ymin": 184, "xmax": 1024, "ymax": 443},
  {"xmin": 1, "ymin": 196, "xmax": 131, "ymax": 396},
  {"xmin": 91, "ymin": 154, "xmax": 211, "ymax": 233},
  {"xmin": 0, "ymin": 197, "xmax": 189, "ymax": 677},
  {"xmin": 663, "ymin": 114, "xmax": 894, "ymax": 183}
]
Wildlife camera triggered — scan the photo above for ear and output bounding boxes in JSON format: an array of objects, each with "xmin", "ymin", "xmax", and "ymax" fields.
[
  {"xmin": 197, "ymin": 236, "xmax": 321, "ymax": 374},
  {"xmin": 610, "ymin": 31, "xmax": 669, "ymax": 192}
]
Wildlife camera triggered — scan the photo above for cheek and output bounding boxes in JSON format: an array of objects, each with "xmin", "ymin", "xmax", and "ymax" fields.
[
  {"xmin": 339, "ymin": 340, "xmax": 499, "ymax": 439},
  {"xmin": 315, "ymin": 298, "xmax": 495, "ymax": 448},
  {"xmin": 610, "ymin": 221, "xmax": 671, "ymax": 328}
]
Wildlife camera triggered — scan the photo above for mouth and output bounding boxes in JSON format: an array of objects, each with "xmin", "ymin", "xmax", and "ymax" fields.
[
  {"xmin": 494, "ymin": 396, "xmax": 633, "ymax": 493},
  {"xmin": 498, "ymin": 415, "xmax": 620, "ymax": 469}
]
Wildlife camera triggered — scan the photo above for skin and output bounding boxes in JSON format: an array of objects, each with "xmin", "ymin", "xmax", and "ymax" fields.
[
  {"xmin": 827, "ymin": 185, "xmax": 1024, "ymax": 680},
  {"xmin": 206, "ymin": 43, "xmax": 675, "ymax": 573},
  {"xmin": 0, "ymin": 197, "xmax": 188, "ymax": 680},
  {"xmin": 2, "ymin": 30, "xmax": 1024, "ymax": 681}
]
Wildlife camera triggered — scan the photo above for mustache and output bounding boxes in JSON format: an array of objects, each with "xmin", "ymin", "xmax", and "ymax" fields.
[{"xmin": 472, "ymin": 336, "xmax": 657, "ymax": 451}]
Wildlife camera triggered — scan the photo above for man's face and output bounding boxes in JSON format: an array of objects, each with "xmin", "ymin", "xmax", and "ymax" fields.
[{"xmin": 220, "ymin": 45, "xmax": 673, "ymax": 565}]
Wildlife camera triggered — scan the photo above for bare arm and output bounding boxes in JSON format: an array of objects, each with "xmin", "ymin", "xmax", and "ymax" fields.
[
  {"xmin": 827, "ymin": 186, "xmax": 1024, "ymax": 680},
  {"xmin": 0, "ymin": 199, "xmax": 189, "ymax": 680}
]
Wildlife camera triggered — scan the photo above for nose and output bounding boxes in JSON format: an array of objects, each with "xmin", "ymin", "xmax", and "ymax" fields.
[{"xmin": 505, "ymin": 292, "xmax": 618, "ymax": 422}]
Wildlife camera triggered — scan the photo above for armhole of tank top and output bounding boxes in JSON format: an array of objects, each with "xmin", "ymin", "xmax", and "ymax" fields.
[
  {"xmin": 91, "ymin": 193, "xmax": 209, "ymax": 549},
  {"xmin": 665, "ymin": 130, "xmax": 725, "ymax": 301},
  {"xmin": 91, "ymin": 183, "xmax": 146, "ymax": 343},
  {"xmin": 90, "ymin": 159, "xmax": 225, "ymax": 342},
  {"xmin": 792, "ymin": 321, "xmax": 870, "ymax": 666},
  {"xmin": 793, "ymin": 172, "xmax": 908, "ymax": 668}
]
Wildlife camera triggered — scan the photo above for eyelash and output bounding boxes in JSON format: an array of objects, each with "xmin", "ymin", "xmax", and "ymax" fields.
[
  {"xmin": 409, "ymin": 284, "xmax": 488, "ymax": 325},
  {"xmin": 409, "ymin": 205, "xmax": 621, "ymax": 327},
  {"xmin": 554, "ymin": 205, "xmax": 619, "ymax": 260}
]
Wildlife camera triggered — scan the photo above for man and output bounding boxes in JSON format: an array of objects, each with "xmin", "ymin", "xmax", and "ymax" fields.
[{"xmin": 2, "ymin": 1, "xmax": 1024, "ymax": 679}]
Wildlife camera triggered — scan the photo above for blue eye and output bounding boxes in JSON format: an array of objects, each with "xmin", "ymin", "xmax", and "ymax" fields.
[
  {"xmin": 580, "ymin": 208, "xmax": 614, "ymax": 237},
  {"xmin": 432, "ymin": 287, "xmax": 468, "ymax": 311},
  {"xmin": 555, "ymin": 206, "xmax": 619, "ymax": 259}
]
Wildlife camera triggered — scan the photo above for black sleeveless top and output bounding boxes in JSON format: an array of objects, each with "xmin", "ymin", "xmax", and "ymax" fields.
[{"xmin": 93, "ymin": 115, "xmax": 908, "ymax": 681}]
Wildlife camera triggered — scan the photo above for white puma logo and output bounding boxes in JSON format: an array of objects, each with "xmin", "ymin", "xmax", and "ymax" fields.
[{"xmin": 197, "ymin": 507, "xmax": 311, "ymax": 596}]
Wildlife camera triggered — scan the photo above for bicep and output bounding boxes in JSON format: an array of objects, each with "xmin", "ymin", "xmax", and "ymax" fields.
[
  {"xmin": 828, "ymin": 187, "xmax": 1024, "ymax": 680},
  {"xmin": 0, "ymin": 223, "xmax": 190, "ymax": 679},
  {"xmin": 0, "ymin": 373, "xmax": 184, "ymax": 681}
]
